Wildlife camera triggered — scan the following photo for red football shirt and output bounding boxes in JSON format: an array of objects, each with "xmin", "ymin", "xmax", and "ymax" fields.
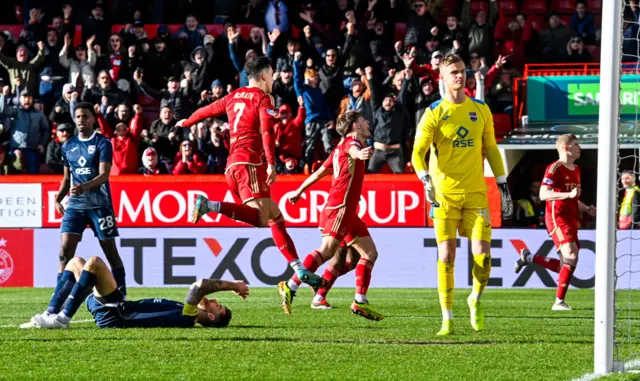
[
  {"xmin": 322, "ymin": 136, "xmax": 366, "ymax": 210},
  {"xmin": 542, "ymin": 161, "xmax": 581, "ymax": 226},
  {"xmin": 181, "ymin": 87, "xmax": 277, "ymax": 168}
]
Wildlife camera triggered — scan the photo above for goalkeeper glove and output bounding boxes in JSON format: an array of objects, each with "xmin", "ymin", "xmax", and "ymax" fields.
[
  {"xmin": 420, "ymin": 173, "xmax": 440, "ymax": 207},
  {"xmin": 497, "ymin": 181, "xmax": 513, "ymax": 218}
]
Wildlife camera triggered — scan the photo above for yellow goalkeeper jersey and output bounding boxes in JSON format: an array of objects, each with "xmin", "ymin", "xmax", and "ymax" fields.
[{"xmin": 411, "ymin": 96, "xmax": 505, "ymax": 194}]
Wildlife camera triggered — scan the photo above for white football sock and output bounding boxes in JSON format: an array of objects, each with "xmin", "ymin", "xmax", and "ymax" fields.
[
  {"xmin": 469, "ymin": 291, "xmax": 480, "ymax": 302},
  {"xmin": 287, "ymin": 279, "xmax": 299, "ymax": 292},
  {"xmin": 289, "ymin": 259, "xmax": 304, "ymax": 272},
  {"xmin": 442, "ymin": 309, "xmax": 453, "ymax": 320},
  {"xmin": 355, "ymin": 293, "xmax": 367, "ymax": 303},
  {"xmin": 312, "ymin": 294, "xmax": 324, "ymax": 303}
]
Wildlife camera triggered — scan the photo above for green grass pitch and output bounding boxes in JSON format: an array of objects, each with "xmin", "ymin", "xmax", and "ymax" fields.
[{"xmin": 0, "ymin": 288, "xmax": 637, "ymax": 381}]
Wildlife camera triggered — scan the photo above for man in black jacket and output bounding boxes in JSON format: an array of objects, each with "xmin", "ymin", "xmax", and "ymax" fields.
[
  {"xmin": 45, "ymin": 123, "xmax": 73, "ymax": 173},
  {"xmin": 404, "ymin": 0, "xmax": 437, "ymax": 49},
  {"xmin": 141, "ymin": 106, "xmax": 180, "ymax": 162},
  {"xmin": 272, "ymin": 65, "xmax": 297, "ymax": 111},
  {"xmin": 49, "ymin": 84, "xmax": 76, "ymax": 125},
  {"xmin": 134, "ymin": 73, "xmax": 192, "ymax": 120},
  {"xmin": 368, "ymin": 71, "xmax": 409, "ymax": 174}
]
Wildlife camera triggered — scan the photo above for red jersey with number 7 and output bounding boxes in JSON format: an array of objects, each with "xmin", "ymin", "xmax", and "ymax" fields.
[
  {"xmin": 180, "ymin": 87, "xmax": 278, "ymax": 170},
  {"xmin": 322, "ymin": 136, "xmax": 366, "ymax": 210},
  {"xmin": 542, "ymin": 161, "xmax": 581, "ymax": 227}
]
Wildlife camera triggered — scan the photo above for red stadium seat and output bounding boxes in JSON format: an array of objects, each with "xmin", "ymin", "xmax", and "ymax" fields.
[
  {"xmin": 521, "ymin": 0, "xmax": 548, "ymax": 15},
  {"xmin": 559, "ymin": 14, "xmax": 572, "ymax": 26},
  {"xmin": 440, "ymin": 0, "xmax": 459, "ymax": 15},
  {"xmin": 586, "ymin": 45, "xmax": 601, "ymax": 61},
  {"xmin": 498, "ymin": 0, "xmax": 519, "ymax": 16},
  {"xmin": 551, "ymin": 0, "xmax": 577, "ymax": 13},
  {"xmin": 594, "ymin": 14, "xmax": 601, "ymax": 28},
  {"xmin": 470, "ymin": 0, "xmax": 489, "ymax": 17},
  {"xmin": 527, "ymin": 15, "xmax": 545, "ymax": 31},
  {"xmin": 587, "ymin": 0, "xmax": 602, "ymax": 12},
  {"xmin": 493, "ymin": 114, "xmax": 513, "ymax": 138}
]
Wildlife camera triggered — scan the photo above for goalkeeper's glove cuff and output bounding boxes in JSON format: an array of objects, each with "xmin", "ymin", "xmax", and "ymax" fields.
[{"xmin": 496, "ymin": 175, "xmax": 507, "ymax": 184}]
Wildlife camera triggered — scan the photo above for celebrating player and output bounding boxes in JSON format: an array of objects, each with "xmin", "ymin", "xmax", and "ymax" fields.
[
  {"xmin": 177, "ymin": 57, "xmax": 325, "ymax": 287},
  {"xmin": 514, "ymin": 134, "xmax": 595, "ymax": 310},
  {"xmin": 22, "ymin": 256, "xmax": 248, "ymax": 329},
  {"xmin": 411, "ymin": 53, "xmax": 513, "ymax": 335},
  {"xmin": 21, "ymin": 102, "xmax": 126, "ymax": 329},
  {"xmin": 281, "ymin": 111, "xmax": 383, "ymax": 321}
]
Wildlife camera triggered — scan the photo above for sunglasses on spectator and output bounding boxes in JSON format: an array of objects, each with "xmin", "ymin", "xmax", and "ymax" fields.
[
  {"xmin": 571, "ymin": 38, "xmax": 581, "ymax": 43},
  {"xmin": 415, "ymin": 3, "xmax": 425, "ymax": 8}
]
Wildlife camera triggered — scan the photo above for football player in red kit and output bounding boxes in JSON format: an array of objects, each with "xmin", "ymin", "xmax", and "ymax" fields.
[
  {"xmin": 177, "ymin": 56, "xmax": 325, "ymax": 287},
  {"xmin": 514, "ymin": 134, "xmax": 596, "ymax": 310},
  {"xmin": 279, "ymin": 111, "xmax": 384, "ymax": 321}
]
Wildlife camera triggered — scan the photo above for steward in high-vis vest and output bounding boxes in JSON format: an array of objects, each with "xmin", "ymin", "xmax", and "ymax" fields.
[
  {"xmin": 514, "ymin": 181, "xmax": 545, "ymax": 228},
  {"xmin": 619, "ymin": 171, "xmax": 640, "ymax": 230}
]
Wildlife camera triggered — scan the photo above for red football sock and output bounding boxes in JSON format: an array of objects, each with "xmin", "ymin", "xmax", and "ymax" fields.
[
  {"xmin": 268, "ymin": 214, "xmax": 299, "ymax": 263},
  {"xmin": 556, "ymin": 264, "xmax": 575, "ymax": 300},
  {"xmin": 317, "ymin": 260, "xmax": 356, "ymax": 298},
  {"xmin": 533, "ymin": 255, "xmax": 561, "ymax": 273},
  {"xmin": 355, "ymin": 258, "xmax": 374, "ymax": 295},
  {"xmin": 291, "ymin": 251, "xmax": 324, "ymax": 285},
  {"xmin": 219, "ymin": 202, "xmax": 261, "ymax": 226}
]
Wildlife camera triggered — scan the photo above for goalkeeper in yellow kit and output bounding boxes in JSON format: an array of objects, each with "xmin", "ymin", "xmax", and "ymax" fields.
[{"xmin": 411, "ymin": 54, "xmax": 513, "ymax": 336}]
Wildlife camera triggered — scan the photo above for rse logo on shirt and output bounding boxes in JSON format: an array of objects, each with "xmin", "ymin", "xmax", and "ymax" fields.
[{"xmin": 452, "ymin": 126, "xmax": 473, "ymax": 148}]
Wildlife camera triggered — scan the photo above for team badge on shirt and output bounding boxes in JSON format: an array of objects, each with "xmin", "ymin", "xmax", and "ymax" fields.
[
  {"xmin": 88, "ymin": 145, "xmax": 96, "ymax": 154},
  {"xmin": 469, "ymin": 112, "xmax": 478, "ymax": 122},
  {"xmin": 543, "ymin": 177, "xmax": 553, "ymax": 185},
  {"xmin": 266, "ymin": 109, "xmax": 278, "ymax": 117}
]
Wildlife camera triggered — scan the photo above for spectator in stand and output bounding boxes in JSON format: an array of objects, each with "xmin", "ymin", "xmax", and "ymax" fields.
[
  {"xmin": 293, "ymin": 51, "xmax": 334, "ymax": 166},
  {"xmin": 488, "ymin": 68, "xmax": 517, "ymax": 113},
  {"xmin": 571, "ymin": 1, "xmax": 596, "ymax": 45},
  {"xmin": 197, "ymin": 79, "xmax": 226, "ymax": 108},
  {"xmin": 623, "ymin": 1, "xmax": 640, "ymax": 62},
  {"xmin": 494, "ymin": 14, "xmax": 532, "ymax": 70},
  {"xmin": 0, "ymin": 90, "xmax": 49, "ymax": 174},
  {"xmin": 538, "ymin": 12, "xmax": 576, "ymax": 63},
  {"xmin": 0, "ymin": 41, "xmax": 45, "ymax": 95},
  {"xmin": 275, "ymin": 100, "xmax": 305, "ymax": 175},
  {"xmin": 175, "ymin": 15, "xmax": 208, "ymax": 57},
  {"xmin": 59, "ymin": 34, "xmax": 97, "ymax": 92},
  {"xmin": 400, "ymin": 74, "xmax": 439, "ymax": 132},
  {"xmin": 20, "ymin": 7, "xmax": 48, "ymax": 56},
  {"xmin": 367, "ymin": 19, "xmax": 395, "ymax": 68},
  {"xmin": 265, "ymin": 0, "xmax": 290, "ymax": 35},
  {"xmin": 243, "ymin": 1, "xmax": 267, "ymax": 26},
  {"xmin": 142, "ymin": 105, "xmax": 179, "ymax": 163},
  {"xmin": 439, "ymin": 15, "xmax": 467, "ymax": 57},
  {"xmin": 514, "ymin": 180, "xmax": 545, "ymax": 228},
  {"xmin": 619, "ymin": 171, "xmax": 640, "ymax": 230},
  {"xmin": 111, "ymin": 121, "xmax": 142, "ymax": 175},
  {"xmin": 246, "ymin": 27, "xmax": 268, "ymax": 56},
  {"xmin": 50, "ymin": 84, "xmax": 76, "ymax": 125},
  {"xmin": 305, "ymin": 23, "xmax": 355, "ymax": 115},
  {"xmin": 368, "ymin": 67, "xmax": 409, "ymax": 174},
  {"xmin": 83, "ymin": 1, "xmax": 110, "ymax": 49},
  {"xmin": 134, "ymin": 72, "xmax": 192, "ymax": 120},
  {"xmin": 338, "ymin": 68, "xmax": 373, "ymax": 126},
  {"xmin": 229, "ymin": 28, "xmax": 258, "ymax": 88},
  {"xmin": 82, "ymin": 70, "xmax": 128, "ymax": 107},
  {"xmin": 138, "ymin": 36, "xmax": 178, "ymax": 91},
  {"xmin": 0, "ymin": 33, "xmax": 14, "ymax": 85},
  {"xmin": 196, "ymin": 121, "xmax": 228, "ymax": 174},
  {"xmin": 0, "ymin": 144, "xmax": 23, "ymax": 174},
  {"xmin": 461, "ymin": 0, "xmax": 498, "ymax": 61},
  {"xmin": 45, "ymin": 122, "xmax": 73, "ymax": 174},
  {"xmin": 267, "ymin": 29, "xmax": 300, "ymax": 74},
  {"xmin": 404, "ymin": 0, "xmax": 437, "ymax": 49},
  {"xmin": 139, "ymin": 147, "xmax": 171, "ymax": 175},
  {"xmin": 172, "ymin": 139, "xmax": 206, "ymax": 174},
  {"xmin": 566, "ymin": 37, "xmax": 593, "ymax": 63},
  {"xmin": 272, "ymin": 65, "xmax": 297, "ymax": 110},
  {"xmin": 184, "ymin": 42, "xmax": 216, "ymax": 96},
  {"xmin": 98, "ymin": 33, "xmax": 132, "ymax": 87}
]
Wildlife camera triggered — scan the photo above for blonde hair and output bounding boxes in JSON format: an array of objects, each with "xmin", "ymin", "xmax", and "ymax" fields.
[
  {"xmin": 439, "ymin": 53, "xmax": 464, "ymax": 69},
  {"xmin": 556, "ymin": 133, "xmax": 578, "ymax": 147}
]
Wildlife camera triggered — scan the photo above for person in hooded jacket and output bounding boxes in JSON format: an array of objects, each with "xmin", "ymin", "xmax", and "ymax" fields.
[
  {"xmin": 183, "ymin": 43, "xmax": 215, "ymax": 96},
  {"xmin": 138, "ymin": 147, "xmax": 171, "ymax": 175},
  {"xmin": 338, "ymin": 68, "xmax": 373, "ymax": 126},
  {"xmin": 111, "ymin": 120, "xmax": 143, "ymax": 175}
]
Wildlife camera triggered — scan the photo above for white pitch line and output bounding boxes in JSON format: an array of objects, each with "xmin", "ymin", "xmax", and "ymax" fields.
[
  {"xmin": 0, "ymin": 319, "xmax": 95, "ymax": 328},
  {"xmin": 570, "ymin": 358, "xmax": 640, "ymax": 381}
]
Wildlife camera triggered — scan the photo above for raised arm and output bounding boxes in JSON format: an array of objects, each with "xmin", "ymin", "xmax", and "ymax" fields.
[
  {"xmin": 292, "ymin": 54, "xmax": 305, "ymax": 98},
  {"xmin": 179, "ymin": 96, "xmax": 229, "ymax": 128},
  {"xmin": 182, "ymin": 279, "xmax": 249, "ymax": 315}
]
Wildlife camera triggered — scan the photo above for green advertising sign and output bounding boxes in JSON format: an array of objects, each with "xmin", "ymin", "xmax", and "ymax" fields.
[{"xmin": 527, "ymin": 75, "xmax": 640, "ymax": 122}]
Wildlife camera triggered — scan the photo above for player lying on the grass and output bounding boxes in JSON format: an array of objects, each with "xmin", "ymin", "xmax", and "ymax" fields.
[
  {"xmin": 514, "ymin": 134, "xmax": 595, "ymax": 311},
  {"xmin": 279, "ymin": 111, "xmax": 383, "ymax": 321},
  {"xmin": 411, "ymin": 53, "xmax": 513, "ymax": 335},
  {"xmin": 40, "ymin": 102, "xmax": 126, "ymax": 324},
  {"xmin": 180, "ymin": 56, "xmax": 325, "ymax": 288},
  {"xmin": 21, "ymin": 256, "xmax": 248, "ymax": 329}
]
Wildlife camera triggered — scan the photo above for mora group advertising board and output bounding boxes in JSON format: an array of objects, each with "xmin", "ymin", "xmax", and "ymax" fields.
[
  {"xmin": 526, "ymin": 74, "xmax": 640, "ymax": 122},
  {"xmin": 3, "ymin": 228, "xmax": 640, "ymax": 289},
  {"xmin": 0, "ymin": 175, "xmax": 503, "ymax": 228}
]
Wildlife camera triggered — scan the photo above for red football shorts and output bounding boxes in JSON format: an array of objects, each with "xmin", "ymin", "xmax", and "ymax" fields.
[
  {"xmin": 225, "ymin": 164, "xmax": 271, "ymax": 203},
  {"xmin": 545, "ymin": 215, "xmax": 580, "ymax": 251},
  {"xmin": 321, "ymin": 206, "xmax": 370, "ymax": 245}
]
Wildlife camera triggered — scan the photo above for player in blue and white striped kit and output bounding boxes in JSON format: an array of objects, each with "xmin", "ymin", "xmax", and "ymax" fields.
[{"xmin": 21, "ymin": 103, "xmax": 126, "ymax": 328}]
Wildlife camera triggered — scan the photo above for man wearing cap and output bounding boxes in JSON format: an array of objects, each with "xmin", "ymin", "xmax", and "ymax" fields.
[
  {"xmin": 338, "ymin": 69, "xmax": 373, "ymax": 126},
  {"xmin": 0, "ymin": 90, "xmax": 50, "ymax": 173},
  {"xmin": 134, "ymin": 71, "xmax": 192, "ymax": 120},
  {"xmin": 0, "ymin": 40, "xmax": 46, "ymax": 95},
  {"xmin": 139, "ymin": 147, "xmax": 171, "ymax": 175},
  {"xmin": 46, "ymin": 123, "xmax": 74, "ymax": 173},
  {"xmin": 272, "ymin": 65, "xmax": 297, "ymax": 110},
  {"xmin": 275, "ymin": 98, "xmax": 305, "ymax": 174},
  {"xmin": 50, "ymin": 84, "xmax": 76, "ymax": 125},
  {"xmin": 198, "ymin": 79, "xmax": 226, "ymax": 108}
]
